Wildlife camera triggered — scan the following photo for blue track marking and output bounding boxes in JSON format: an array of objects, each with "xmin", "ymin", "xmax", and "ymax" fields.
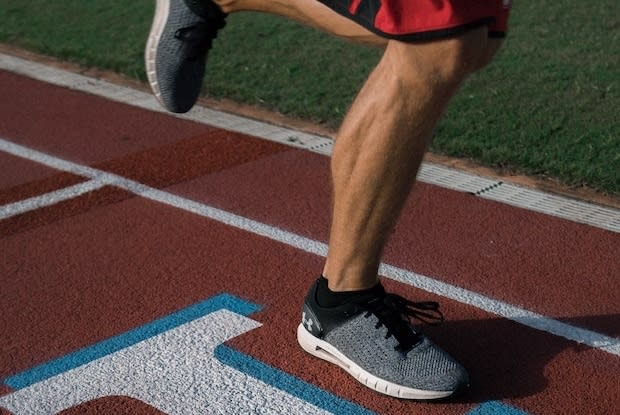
[
  {"xmin": 215, "ymin": 344, "xmax": 376, "ymax": 415},
  {"xmin": 466, "ymin": 401, "xmax": 532, "ymax": 415},
  {"xmin": 2, "ymin": 293, "xmax": 376, "ymax": 415},
  {"xmin": 3, "ymin": 293, "xmax": 261, "ymax": 390}
]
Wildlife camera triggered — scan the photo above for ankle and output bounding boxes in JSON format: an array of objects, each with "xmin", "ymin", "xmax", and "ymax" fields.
[
  {"xmin": 321, "ymin": 270, "xmax": 379, "ymax": 292},
  {"xmin": 315, "ymin": 276, "xmax": 383, "ymax": 307},
  {"xmin": 322, "ymin": 263, "xmax": 379, "ymax": 292}
]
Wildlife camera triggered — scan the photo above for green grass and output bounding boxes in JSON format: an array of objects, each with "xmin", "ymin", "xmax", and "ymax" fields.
[{"xmin": 1, "ymin": 1, "xmax": 618, "ymax": 196}]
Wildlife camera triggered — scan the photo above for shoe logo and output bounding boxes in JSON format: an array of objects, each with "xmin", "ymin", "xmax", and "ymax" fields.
[{"xmin": 302, "ymin": 311, "xmax": 315, "ymax": 332}]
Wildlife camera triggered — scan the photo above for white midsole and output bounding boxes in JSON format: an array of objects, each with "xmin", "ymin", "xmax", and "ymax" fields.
[
  {"xmin": 144, "ymin": 0, "xmax": 170, "ymax": 104},
  {"xmin": 296, "ymin": 324, "xmax": 454, "ymax": 400}
]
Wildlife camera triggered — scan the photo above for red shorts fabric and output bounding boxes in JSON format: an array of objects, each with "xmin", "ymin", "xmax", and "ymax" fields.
[{"xmin": 318, "ymin": 0, "xmax": 512, "ymax": 40}]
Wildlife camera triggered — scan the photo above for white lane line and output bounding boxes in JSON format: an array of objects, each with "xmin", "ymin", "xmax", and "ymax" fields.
[
  {"xmin": 0, "ymin": 179, "xmax": 109, "ymax": 220},
  {"xmin": 381, "ymin": 264, "xmax": 620, "ymax": 356},
  {"xmin": 1, "ymin": 136, "xmax": 618, "ymax": 358},
  {"xmin": 1, "ymin": 52, "xmax": 618, "ymax": 233}
]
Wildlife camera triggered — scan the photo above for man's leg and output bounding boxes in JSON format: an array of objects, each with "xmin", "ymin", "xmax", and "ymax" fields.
[{"xmin": 297, "ymin": 28, "xmax": 503, "ymax": 399}]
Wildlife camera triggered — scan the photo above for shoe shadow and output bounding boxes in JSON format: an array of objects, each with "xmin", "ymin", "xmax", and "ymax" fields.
[{"xmin": 420, "ymin": 313, "xmax": 620, "ymax": 403}]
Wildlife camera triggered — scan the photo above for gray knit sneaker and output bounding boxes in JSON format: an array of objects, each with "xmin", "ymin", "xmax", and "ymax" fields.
[
  {"xmin": 297, "ymin": 278, "xmax": 469, "ymax": 400},
  {"xmin": 145, "ymin": 0, "xmax": 226, "ymax": 113}
]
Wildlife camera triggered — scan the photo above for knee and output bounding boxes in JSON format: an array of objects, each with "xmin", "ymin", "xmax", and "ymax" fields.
[
  {"xmin": 435, "ymin": 27, "xmax": 503, "ymax": 80},
  {"xmin": 386, "ymin": 26, "xmax": 501, "ymax": 89}
]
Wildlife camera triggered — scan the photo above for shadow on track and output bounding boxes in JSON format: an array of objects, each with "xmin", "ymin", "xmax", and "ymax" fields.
[{"xmin": 423, "ymin": 313, "xmax": 620, "ymax": 403}]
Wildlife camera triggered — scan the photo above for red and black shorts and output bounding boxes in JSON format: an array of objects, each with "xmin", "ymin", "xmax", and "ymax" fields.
[{"xmin": 318, "ymin": 0, "xmax": 512, "ymax": 41}]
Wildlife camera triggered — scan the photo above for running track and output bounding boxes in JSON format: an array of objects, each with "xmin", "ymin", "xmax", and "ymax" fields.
[{"xmin": 0, "ymin": 54, "xmax": 618, "ymax": 414}]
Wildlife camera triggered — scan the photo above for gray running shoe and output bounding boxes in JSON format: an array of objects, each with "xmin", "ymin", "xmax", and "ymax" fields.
[
  {"xmin": 145, "ymin": 0, "xmax": 226, "ymax": 113},
  {"xmin": 297, "ymin": 278, "xmax": 469, "ymax": 400}
]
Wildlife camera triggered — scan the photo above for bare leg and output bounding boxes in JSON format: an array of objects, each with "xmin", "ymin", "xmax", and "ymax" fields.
[
  {"xmin": 213, "ymin": 0, "xmax": 503, "ymax": 291},
  {"xmin": 213, "ymin": 0, "xmax": 387, "ymax": 47}
]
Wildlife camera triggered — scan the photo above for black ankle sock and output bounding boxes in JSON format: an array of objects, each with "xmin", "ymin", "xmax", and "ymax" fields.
[{"xmin": 315, "ymin": 275, "xmax": 384, "ymax": 308}]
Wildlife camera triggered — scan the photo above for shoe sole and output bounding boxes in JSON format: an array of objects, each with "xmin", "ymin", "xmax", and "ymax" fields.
[
  {"xmin": 297, "ymin": 324, "xmax": 455, "ymax": 400},
  {"xmin": 145, "ymin": 0, "xmax": 170, "ymax": 109}
]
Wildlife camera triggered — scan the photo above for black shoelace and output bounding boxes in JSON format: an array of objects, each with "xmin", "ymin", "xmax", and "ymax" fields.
[
  {"xmin": 362, "ymin": 294, "xmax": 444, "ymax": 352},
  {"xmin": 174, "ymin": 15, "xmax": 227, "ymax": 60}
]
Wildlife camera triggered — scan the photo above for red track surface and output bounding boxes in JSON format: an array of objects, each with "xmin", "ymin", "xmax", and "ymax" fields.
[{"xmin": 1, "ymin": 69, "xmax": 619, "ymax": 414}]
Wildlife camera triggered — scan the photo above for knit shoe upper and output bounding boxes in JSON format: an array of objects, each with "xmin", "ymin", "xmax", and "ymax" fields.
[
  {"xmin": 297, "ymin": 278, "xmax": 469, "ymax": 400},
  {"xmin": 145, "ymin": 0, "xmax": 226, "ymax": 113}
]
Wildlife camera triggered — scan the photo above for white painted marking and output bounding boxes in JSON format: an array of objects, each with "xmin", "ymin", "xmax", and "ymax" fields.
[
  {"xmin": 0, "ymin": 179, "xmax": 108, "ymax": 220},
  {"xmin": 1, "ymin": 52, "xmax": 618, "ymax": 233},
  {"xmin": 0, "ymin": 310, "xmax": 332, "ymax": 414},
  {"xmin": 1, "ymin": 137, "xmax": 618, "ymax": 358},
  {"xmin": 380, "ymin": 264, "xmax": 620, "ymax": 356}
]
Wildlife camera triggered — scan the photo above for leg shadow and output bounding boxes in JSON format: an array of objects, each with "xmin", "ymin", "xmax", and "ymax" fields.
[{"xmin": 420, "ymin": 313, "xmax": 620, "ymax": 403}]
